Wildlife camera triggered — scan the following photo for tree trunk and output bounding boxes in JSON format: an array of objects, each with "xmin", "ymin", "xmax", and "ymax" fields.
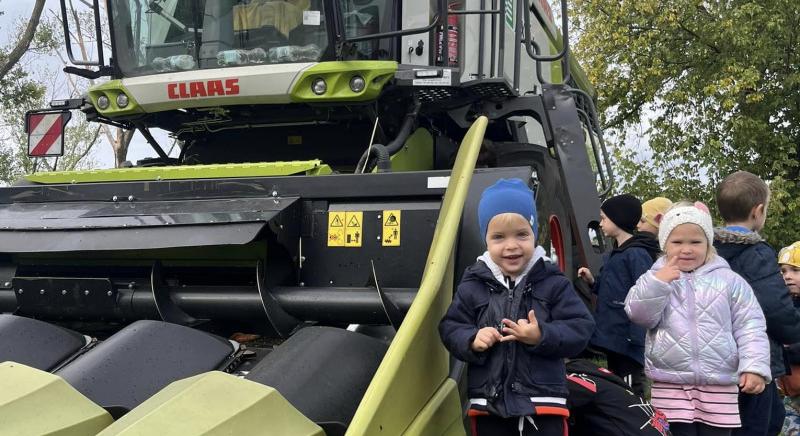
[
  {"xmin": 0, "ymin": 0, "xmax": 47, "ymax": 81},
  {"xmin": 113, "ymin": 129, "xmax": 136, "ymax": 167}
]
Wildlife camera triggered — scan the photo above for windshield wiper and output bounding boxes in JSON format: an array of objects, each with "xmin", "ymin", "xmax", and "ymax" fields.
[{"xmin": 147, "ymin": 0, "xmax": 188, "ymax": 32}]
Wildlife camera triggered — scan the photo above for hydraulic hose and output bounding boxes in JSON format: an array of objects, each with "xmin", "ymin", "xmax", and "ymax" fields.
[{"xmin": 356, "ymin": 101, "xmax": 421, "ymax": 173}]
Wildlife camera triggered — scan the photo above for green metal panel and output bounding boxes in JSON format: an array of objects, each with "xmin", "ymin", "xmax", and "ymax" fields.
[
  {"xmin": 387, "ymin": 128, "xmax": 434, "ymax": 172},
  {"xmin": 544, "ymin": 32, "xmax": 594, "ymax": 97},
  {"xmin": 0, "ymin": 361, "xmax": 113, "ymax": 436},
  {"xmin": 24, "ymin": 160, "xmax": 332, "ymax": 184},
  {"xmin": 97, "ymin": 371, "xmax": 325, "ymax": 436},
  {"xmin": 346, "ymin": 117, "xmax": 488, "ymax": 435},
  {"xmin": 403, "ymin": 379, "xmax": 466, "ymax": 436},
  {"xmin": 88, "ymin": 80, "xmax": 145, "ymax": 117},
  {"xmin": 289, "ymin": 61, "xmax": 397, "ymax": 102}
]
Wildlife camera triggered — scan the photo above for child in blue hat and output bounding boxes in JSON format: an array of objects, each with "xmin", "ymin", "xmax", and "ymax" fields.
[{"xmin": 439, "ymin": 178, "xmax": 595, "ymax": 435}]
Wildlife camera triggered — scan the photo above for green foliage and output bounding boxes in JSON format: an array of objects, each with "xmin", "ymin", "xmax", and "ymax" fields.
[
  {"xmin": 0, "ymin": 8, "xmax": 99, "ymax": 184},
  {"xmin": 572, "ymin": 0, "xmax": 800, "ymax": 247}
]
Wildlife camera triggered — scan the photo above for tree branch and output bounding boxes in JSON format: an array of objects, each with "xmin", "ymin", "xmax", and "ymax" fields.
[{"xmin": 0, "ymin": 0, "xmax": 47, "ymax": 81}]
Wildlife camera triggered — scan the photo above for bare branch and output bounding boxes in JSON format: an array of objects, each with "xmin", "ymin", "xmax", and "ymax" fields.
[
  {"xmin": 67, "ymin": 126, "xmax": 102, "ymax": 170},
  {"xmin": 0, "ymin": 0, "xmax": 47, "ymax": 81}
]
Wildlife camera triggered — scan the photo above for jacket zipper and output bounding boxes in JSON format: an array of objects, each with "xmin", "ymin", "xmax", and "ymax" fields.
[{"xmin": 686, "ymin": 272, "xmax": 701, "ymax": 384}]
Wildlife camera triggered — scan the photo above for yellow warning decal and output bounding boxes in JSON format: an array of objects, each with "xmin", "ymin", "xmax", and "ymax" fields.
[
  {"xmin": 345, "ymin": 212, "xmax": 363, "ymax": 247},
  {"xmin": 382, "ymin": 210, "xmax": 401, "ymax": 247},
  {"xmin": 328, "ymin": 212, "xmax": 345, "ymax": 247}
]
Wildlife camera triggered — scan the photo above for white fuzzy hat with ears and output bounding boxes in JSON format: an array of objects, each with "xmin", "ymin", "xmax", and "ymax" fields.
[{"xmin": 658, "ymin": 204, "xmax": 714, "ymax": 250}]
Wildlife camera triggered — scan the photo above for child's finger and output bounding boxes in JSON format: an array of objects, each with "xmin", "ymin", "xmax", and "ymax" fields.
[
  {"xmin": 499, "ymin": 334, "xmax": 518, "ymax": 342},
  {"xmin": 490, "ymin": 328, "xmax": 503, "ymax": 341},
  {"xmin": 528, "ymin": 310, "xmax": 537, "ymax": 323},
  {"xmin": 667, "ymin": 255, "xmax": 679, "ymax": 266},
  {"xmin": 502, "ymin": 318, "xmax": 519, "ymax": 330}
]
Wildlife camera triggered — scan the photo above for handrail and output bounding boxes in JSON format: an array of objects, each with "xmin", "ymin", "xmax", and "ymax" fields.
[
  {"xmin": 346, "ymin": 116, "xmax": 488, "ymax": 435},
  {"xmin": 576, "ymin": 108, "xmax": 610, "ymax": 196},
  {"xmin": 60, "ymin": 0, "xmax": 104, "ymax": 66},
  {"xmin": 569, "ymin": 87, "xmax": 614, "ymax": 196},
  {"xmin": 521, "ymin": 0, "xmax": 571, "ymax": 84},
  {"xmin": 336, "ymin": 0, "xmax": 443, "ymax": 44}
]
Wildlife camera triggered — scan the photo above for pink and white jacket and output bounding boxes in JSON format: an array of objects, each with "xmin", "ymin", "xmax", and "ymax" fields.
[{"xmin": 624, "ymin": 255, "xmax": 771, "ymax": 385}]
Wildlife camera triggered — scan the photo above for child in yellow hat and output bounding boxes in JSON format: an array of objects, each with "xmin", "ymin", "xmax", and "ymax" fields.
[
  {"xmin": 779, "ymin": 241, "xmax": 800, "ymax": 435},
  {"xmin": 637, "ymin": 197, "xmax": 673, "ymax": 238}
]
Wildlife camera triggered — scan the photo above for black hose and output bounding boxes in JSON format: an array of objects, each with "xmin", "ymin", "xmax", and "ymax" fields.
[
  {"xmin": 356, "ymin": 143, "xmax": 391, "ymax": 174},
  {"xmin": 356, "ymin": 101, "xmax": 421, "ymax": 174}
]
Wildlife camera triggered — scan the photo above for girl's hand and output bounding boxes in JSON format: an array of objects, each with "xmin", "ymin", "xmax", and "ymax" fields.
[
  {"xmin": 500, "ymin": 310, "xmax": 542, "ymax": 345},
  {"xmin": 471, "ymin": 326, "xmax": 503, "ymax": 352},
  {"xmin": 578, "ymin": 267, "xmax": 595, "ymax": 285},
  {"xmin": 654, "ymin": 256, "xmax": 681, "ymax": 283},
  {"xmin": 739, "ymin": 372, "xmax": 766, "ymax": 394}
]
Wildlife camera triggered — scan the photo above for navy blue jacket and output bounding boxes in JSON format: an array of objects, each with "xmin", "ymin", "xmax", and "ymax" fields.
[
  {"xmin": 590, "ymin": 234, "xmax": 659, "ymax": 365},
  {"xmin": 439, "ymin": 257, "xmax": 595, "ymax": 418},
  {"xmin": 714, "ymin": 228, "xmax": 800, "ymax": 378}
]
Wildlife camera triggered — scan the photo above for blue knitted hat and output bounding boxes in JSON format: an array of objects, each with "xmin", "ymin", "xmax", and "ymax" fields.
[{"xmin": 478, "ymin": 178, "xmax": 537, "ymax": 241}]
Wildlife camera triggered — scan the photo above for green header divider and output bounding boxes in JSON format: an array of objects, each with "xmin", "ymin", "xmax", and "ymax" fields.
[{"xmin": 25, "ymin": 160, "xmax": 332, "ymax": 184}]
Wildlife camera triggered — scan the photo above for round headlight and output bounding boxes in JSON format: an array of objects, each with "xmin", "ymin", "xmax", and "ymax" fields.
[
  {"xmin": 116, "ymin": 93, "xmax": 129, "ymax": 108},
  {"xmin": 311, "ymin": 78, "xmax": 327, "ymax": 95},
  {"xmin": 349, "ymin": 75, "xmax": 366, "ymax": 93},
  {"xmin": 96, "ymin": 95, "xmax": 110, "ymax": 110}
]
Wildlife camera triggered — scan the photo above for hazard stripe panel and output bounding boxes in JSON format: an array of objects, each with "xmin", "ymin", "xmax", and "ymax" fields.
[{"xmin": 27, "ymin": 113, "xmax": 66, "ymax": 156}]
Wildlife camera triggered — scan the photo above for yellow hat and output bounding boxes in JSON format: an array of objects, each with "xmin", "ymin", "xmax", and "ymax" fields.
[
  {"xmin": 779, "ymin": 242, "xmax": 800, "ymax": 268},
  {"xmin": 641, "ymin": 197, "xmax": 673, "ymax": 229}
]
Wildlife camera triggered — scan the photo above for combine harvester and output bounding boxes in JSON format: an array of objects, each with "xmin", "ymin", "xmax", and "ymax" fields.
[{"xmin": 0, "ymin": 0, "xmax": 613, "ymax": 434}]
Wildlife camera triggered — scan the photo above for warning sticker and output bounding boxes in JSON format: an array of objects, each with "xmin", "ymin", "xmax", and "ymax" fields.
[
  {"xmin": 382, "ymin": 210, "xmax": 401, "ymax": 247},
  {"xmin": 345, "ymin": 212, "xmax": 363, "ymax": 247},
  {"xmin": 328, "ymin": 212, "xmax": 345, "ymax": 247}
]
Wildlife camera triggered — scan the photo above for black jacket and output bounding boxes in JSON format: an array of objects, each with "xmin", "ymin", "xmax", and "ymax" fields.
[
  {"xmin": 590, "ymin": 234, "xmax": 659, "ymax": 365},
  {"xmin": 566, "ymin": 359, "xmax": 671, "ymax": 435},
  {"xmin": 439, "ymin": 257, "xmax": 595, "ymax": 417},
  {"xmin": 714, "ymin": 227, "xmax": 800, "ymax": 378}
]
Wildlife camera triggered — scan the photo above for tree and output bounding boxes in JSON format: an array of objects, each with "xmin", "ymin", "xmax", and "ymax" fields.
[
  {"xmin": 0, "ymin": 0, "xmax": 46, "ymax": 81},
  {"xmin": 0, "ymin": 5, "xmax": 100, "ymax": 184},
  {"xmin": 571, "ymin": 0, "xmax": 800, "ymax": 246}
]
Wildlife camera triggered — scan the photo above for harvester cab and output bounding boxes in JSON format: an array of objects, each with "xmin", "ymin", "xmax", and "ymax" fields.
[{"xmin": 8, "ymin": 0, "xmax": 614, "ymax": 435}]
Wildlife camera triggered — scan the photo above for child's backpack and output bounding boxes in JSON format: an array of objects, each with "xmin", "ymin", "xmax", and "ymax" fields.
[{"xmin": 566, "ymin": 359, "xmax": 671, "ymax": 436}]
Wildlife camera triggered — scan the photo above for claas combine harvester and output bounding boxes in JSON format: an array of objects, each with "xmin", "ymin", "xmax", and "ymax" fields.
[{"xmin": 0, "ymin": 0, "xmax": 614, "ymax": 434}]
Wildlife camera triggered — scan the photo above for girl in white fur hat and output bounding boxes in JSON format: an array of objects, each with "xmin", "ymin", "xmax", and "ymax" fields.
[{"xmin": 625, "ymin": 201, "xmax": 771, "ymax": 436}]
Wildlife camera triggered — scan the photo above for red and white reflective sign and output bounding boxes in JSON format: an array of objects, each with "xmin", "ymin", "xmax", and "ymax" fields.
[{"xmin": 26, "ymin": 112, "xmax": 70, "ymax": 157}]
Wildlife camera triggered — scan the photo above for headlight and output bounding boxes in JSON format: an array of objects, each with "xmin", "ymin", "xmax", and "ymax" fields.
[
  {"xmin": 96, "ymin": 95, "xmax": 110, "ymax": 110},
  {"xmin": 311, "ymin": 78, "xmax": 327, "ymax": 95},
  {"xmin": 116, "ymin": 93, "xmax": 129, "ymax": 108},
  {"xmin": 349, "ymin": 75, "xmax": 366, "ymax": 93}
]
